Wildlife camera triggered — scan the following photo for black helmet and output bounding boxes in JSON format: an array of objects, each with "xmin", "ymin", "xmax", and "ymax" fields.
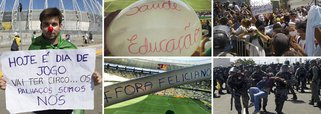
[
  {"xmin": 280, "ymin": 65, "xmax": 289, "ymax": 72},
  {"xmin": 310, "ymin": 59, "xmax": 317, "ymax": 65},
  {"xmin": 213, "ymin": 25, "xmax": 230, "ymax": 49},
  {"xmin": 229, "ymin": 67, "xmax": 238, "ymax": 74},
  {"xmin": 284, "ymin": 60, "xmax": 290, "ymax": 65}
]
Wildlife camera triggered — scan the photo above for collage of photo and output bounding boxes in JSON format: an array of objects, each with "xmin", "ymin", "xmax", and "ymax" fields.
[{"xmin": 0, "ymin": 0, "xmax": 320, "ymax": 114}]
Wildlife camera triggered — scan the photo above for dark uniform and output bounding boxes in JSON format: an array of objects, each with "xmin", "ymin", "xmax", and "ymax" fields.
[
  {"xmin": 250, "ymin": 66, "xmax": 267, "ymax": 86},
  {"xmin": 283, "ymin": 61, "xmax": 297, "ymax": 100},
  {"xmin": 227, "ymin": 67, "xmax": 250, "ymax": 114},
  {"xmin": 295, "ymin": 64, "xmax": 307, "ymax": 93},
  {"xmin": 274, "ymin": 65, "xmax": 291, "ymax": 114},
  {"xmin": 309, "ymin": 60, "xmax": 321, "ymax": 107}
]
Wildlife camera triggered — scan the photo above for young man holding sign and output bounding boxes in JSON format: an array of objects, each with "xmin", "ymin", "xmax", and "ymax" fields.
[{"xmin": 0, "ymin": 8, "xmax": 101, "ymax": 114}]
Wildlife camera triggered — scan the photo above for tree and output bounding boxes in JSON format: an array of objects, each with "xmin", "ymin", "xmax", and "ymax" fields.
[{"xmin": 234, "ymin": 58, "xmax": 256, "ymax": 66}]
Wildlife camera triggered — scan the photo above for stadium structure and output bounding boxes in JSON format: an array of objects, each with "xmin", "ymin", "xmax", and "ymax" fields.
[
  {"xmin": 0, "ymin": 0, "xmax": 102, "ymax": 32},
  {"xmin": 0, "ymin": 0, "xmax": 102, "ymax": 49},
  {"xmin": 104, "ymin": 58, "xmax": 211, "ymax": 114}
]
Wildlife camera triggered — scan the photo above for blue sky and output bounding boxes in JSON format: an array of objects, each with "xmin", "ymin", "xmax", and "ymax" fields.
[{"xmin": 2, "ymin": 0, "xmax": 102, "ymax": 12}]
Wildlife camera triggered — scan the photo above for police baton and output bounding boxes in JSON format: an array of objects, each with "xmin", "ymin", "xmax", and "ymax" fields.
[{"xmin": 230, "ymin": 89, "xmax": 234, "ymax": 111}]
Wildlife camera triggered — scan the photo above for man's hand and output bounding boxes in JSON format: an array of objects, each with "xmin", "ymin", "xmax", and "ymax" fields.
[
  {"xmin": 0, "ymin": 77, "xmax": 6, "ymax": 90},
  {"xmin": 92, "ymin": 71, "xmax": 102, "ymax": 86}
]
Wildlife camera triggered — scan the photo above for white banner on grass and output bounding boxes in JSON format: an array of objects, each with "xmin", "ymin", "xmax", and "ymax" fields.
[
  {"xmin": 250, "ymin": 0, "xmax": 273, "ymax": 16},
  {"xmin": 1, "ymin": 49, "xmax": 96, "ymax": 113},
  {"xmin": 104, "ymin": 63, "xmax": 211, "ymax": 106}
]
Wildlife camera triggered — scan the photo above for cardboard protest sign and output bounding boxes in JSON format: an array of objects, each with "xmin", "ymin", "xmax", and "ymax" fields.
[
  {"xmin": 1, "ymin": 49, "xmax": 96, "ymax": 113},
  {"xmin": 104, "ymin": 63, "xmax": 211, "ymax": 106},
  {"xmin": 106, "ymin": 0, "xmax": 202, "ymax": 56},
  {"xmin": 250, "ymin": 0, "xmax": 273, "ymax": 16}
]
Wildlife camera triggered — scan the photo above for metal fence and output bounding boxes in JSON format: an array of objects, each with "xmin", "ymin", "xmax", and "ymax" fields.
[{"xmin": 217, "ymin": 36, "xmax": 262, "ymax": 56}]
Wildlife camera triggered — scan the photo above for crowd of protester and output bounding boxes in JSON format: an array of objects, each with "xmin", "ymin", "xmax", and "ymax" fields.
[
  {"xmin": 196, "ymin": 11, "xmax": 212, "ymax": 56},
  {"xmin": 196, "ymin": 11, "xmax": 211, "ymax": 17},
  {"xmin": 214, "ymin": 1, "xmax": 321, "ymax": 56}
]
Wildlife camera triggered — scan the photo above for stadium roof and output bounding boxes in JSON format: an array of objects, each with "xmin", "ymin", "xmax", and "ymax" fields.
[
  {"xmin": 1, "ymin": 0, "xmax": 102, "ymax": 13},
  {"xmin": 105, "ymin": 0, "xmax": 211, "ymax": 12}
]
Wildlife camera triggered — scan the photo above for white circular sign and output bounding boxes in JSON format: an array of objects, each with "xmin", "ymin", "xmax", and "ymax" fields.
[{"xmin": 107, "ymin": 0, "xmax": 202, "ymax": 56}]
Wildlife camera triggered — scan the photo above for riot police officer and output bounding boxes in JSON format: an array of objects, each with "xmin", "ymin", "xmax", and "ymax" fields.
[
  {"xmin": 295, "ymin": 63, "xmax": 307, "ymax": 93},
  {"xmin": 274, "ymin": 65, "xmax": 291, "ymax": 114},
  {"xmin": 227, "ymin": 67, "xmax": 250, "ymax": 114},
  {"xmin": 284, "ymin": 60, "xmax": 297, "ymax": 100},
  {"xmin": 309, "ymin": 60, "xmax": 321, "ymax": 107},
  {"xmin": 250, "ymin": 65, "xmax": 267, "ymax": 86}
]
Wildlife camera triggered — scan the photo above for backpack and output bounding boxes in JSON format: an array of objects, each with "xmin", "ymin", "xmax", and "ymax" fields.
[{"xmin": 10, "ymin": 38, "xmax": 19, "ymax": 51}]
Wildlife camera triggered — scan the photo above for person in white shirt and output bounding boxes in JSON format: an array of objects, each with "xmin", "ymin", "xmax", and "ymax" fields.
[
  {"xmin": 285, "ymin": 22, "xmax": 306, "ymax": 56},
  {"xmin": 246, "ymin": 26, "xmax": 266, "ymax": 56},
  {"xmin": 297, "ymin": 10, "xmax": 308, "ymax": 22},
  {"xmin": 295, "ymin": 22, "xmax": 306, "ymax": 50},
  {"xmin": 290, "ymin": 12, "xmax": 300, "ymax": 24},
  {"xmin": 306, "ymin": 5, "xmax": 321, "ymax": 56},
  {"xmin": 232, "ymin": 19, "xmax": 251, "ymax": 39}
]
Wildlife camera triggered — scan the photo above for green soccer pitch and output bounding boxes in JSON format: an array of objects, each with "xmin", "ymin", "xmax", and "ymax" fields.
[
  {"xmin": 105, "ymin": 0, "xmax": 212, "ymax": 13},
  {"xmin": 105, "ymin": 95, "xmax": 211, "ymax": 114}
]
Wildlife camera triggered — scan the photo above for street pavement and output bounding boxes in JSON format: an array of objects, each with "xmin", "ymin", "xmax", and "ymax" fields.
[{"xmin": 214, "ymin": 87, "xmax": 321, "ymax": 114}]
